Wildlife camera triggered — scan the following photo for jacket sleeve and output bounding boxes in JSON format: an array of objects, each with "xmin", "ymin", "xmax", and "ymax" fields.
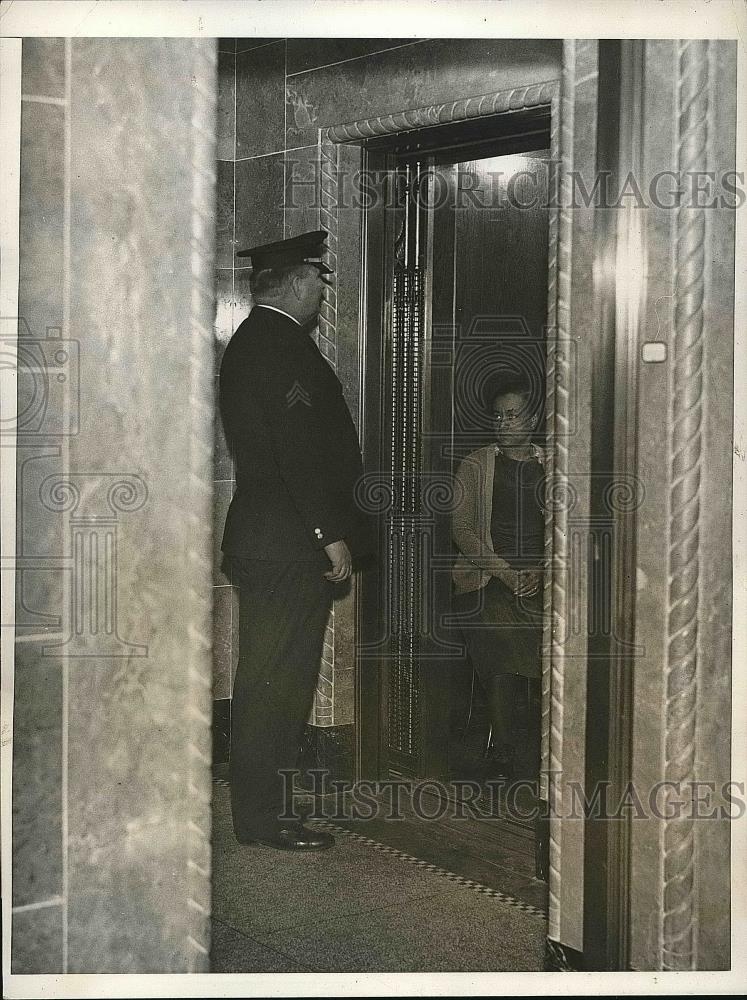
[
  {"xmin": 451, "ymin": 455, "xmax": 512, "ymax": 576},
  {"xmin": 260, "ymin": 348, "xmax": 356, "ymax": 550}
]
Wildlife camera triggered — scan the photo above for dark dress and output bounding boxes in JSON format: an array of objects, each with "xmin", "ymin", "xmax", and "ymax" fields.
[{"xmin": 453, "ymin": 450, "xmax": 544, "ymax": 681}]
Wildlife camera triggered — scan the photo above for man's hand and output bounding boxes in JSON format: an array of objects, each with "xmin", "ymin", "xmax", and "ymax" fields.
[
  {"xmin": 496, "ymin": 566, "xmax": 542, "ymax": 597},
  {"xmin": 324, "ymin": 539, "xmax": 352, "ymax": 582}
]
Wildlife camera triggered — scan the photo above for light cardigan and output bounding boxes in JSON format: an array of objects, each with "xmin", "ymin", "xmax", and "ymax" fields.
[{"xmin": 451, "ymin": 443, "xmax": 546, "ymax": 596}]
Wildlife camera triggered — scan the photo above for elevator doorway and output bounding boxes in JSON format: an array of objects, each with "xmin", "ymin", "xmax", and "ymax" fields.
[{"xmin": 358, "ymin": 124, "xmax": 552, "ymax": 866}]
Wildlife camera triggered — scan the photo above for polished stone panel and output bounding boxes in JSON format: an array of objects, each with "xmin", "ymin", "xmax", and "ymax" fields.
[
  {"xmin": 284, "ymin": 144, "xmax": 320, "ymax": 238},
  {"xmin": 214, "ymin": 376, "xmax": 232, "ymax": 480},
  {"xmin": 12, "ymin": 642, "xmax": 63, "ymax": 907},
  {"xmin": 286, "ymin": 38, "xmax": 417, "ymax": 76},
  {"xmin": 66, "ymin": 792, "xmax": 202, "ymax": 973},
  {"xmin": 234, "ymin": 153, "xmax": 285, "ymax": 253},
  {"xmin": 692, "ymin": 40, "xmax": 736, "ymax": 972},
  {"xmin": 236, "ymin": 41, "xmax": 285, "ymax": 160},
  {"xmin": 15, "ymin": 446, "xmax": 66, "ymax": 636},
  {"xmin": 335, "ymin": 141, "xmax": 364, "ymax": 426},
  {"xmin": 213, "ymin": 267, "xmax": 234, "ymax": 370},
  {"xmin": 16, "ymin": 331, "xmax": 75, "ymax": 439},
  {"xmin": 212, "ymin": 585, "xmax": 233, "ymax": 700},
  {"xmin": 15, "ymin": 569, "xmax": 63, "ymax": 634},
  {"xmin": 13, "ymin": 47, "xmax": 68, "ymax": 968},
  {"xmin": 213, "ymin": 480, "xmax": 234, "ymax": 586},
  {"xmin": 21, "ymin": 37, "xmax": 65, "ymax": 98},
  {"xmin": 286, "ymin": 38, "xmax": 562, "ymax": 146},
  {"xmin": 63, "ymin": 37, "xmax": 214, "ymax": 972},
  {"xmin": 18, "ymin": 101, "xmax": 64, "ymax": 341},
  {"xmin": 216, "ymin": 158, "xmax": 235, "ymax": 267},
  {"xmin": 216, "ymin": 49, "xmax": 236, "ymax": 161},
  {"xmin": 11, "ymin": 902, "xmax": 64, "ymax": 974},
  {"xmin": 626, "ymin": 40, "xmax": 678, "ymax": 971},
  {"xmin": 16, "ymin": 448, "xmax": 66, "ymax": 560},
  {"xmin": 218, "ymin": 38, "xmax": 236, "ymax": 54}
]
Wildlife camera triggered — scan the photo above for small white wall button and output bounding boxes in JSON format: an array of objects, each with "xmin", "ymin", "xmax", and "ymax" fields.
[
  {"xmin": 641, "ymin": 341, "xmax": 667, "ymax": 363},
  {"xmin": 314, "ymin": 527, "xmax": 323, "ymax": 539}
]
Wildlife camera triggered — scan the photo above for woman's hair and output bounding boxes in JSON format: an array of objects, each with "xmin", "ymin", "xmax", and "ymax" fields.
[{"xmin": 483, "ymin": 371, "xmax": 534, "ymax": 410}]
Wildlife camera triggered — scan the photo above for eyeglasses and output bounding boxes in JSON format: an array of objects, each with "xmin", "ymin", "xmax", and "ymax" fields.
[{"xmin": 491, "ymin": 409, "xmax": 525, "ymax": 424}]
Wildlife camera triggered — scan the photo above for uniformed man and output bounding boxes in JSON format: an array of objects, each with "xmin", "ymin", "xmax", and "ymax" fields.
[{"xmin": 219, "ymin": 229, "xmax": 371, "ymax": 851}]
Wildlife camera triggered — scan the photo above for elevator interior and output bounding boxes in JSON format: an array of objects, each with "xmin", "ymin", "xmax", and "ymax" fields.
[{"xmin": 356, "ymin": 111, "xmax": 551, "ymax": 867}]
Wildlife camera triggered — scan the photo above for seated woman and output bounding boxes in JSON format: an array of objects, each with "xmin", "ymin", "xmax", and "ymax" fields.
[{"xmin": 451, "ymin": 372, "xmax": 545, "ymax": 778}]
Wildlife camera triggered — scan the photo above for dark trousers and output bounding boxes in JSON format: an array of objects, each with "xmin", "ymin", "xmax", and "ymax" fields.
[{"xmin": 229, "ymin": 558, "xmax": 332, "ymax": 840}]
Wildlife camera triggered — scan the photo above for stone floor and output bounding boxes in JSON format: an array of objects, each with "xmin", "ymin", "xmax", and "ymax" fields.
[{"xmin": 210, "ymin": 780, "xmax": 547, "ymax": 973}]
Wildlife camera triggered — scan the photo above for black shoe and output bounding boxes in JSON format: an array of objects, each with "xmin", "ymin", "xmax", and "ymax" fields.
[{"xmin": 252, "ymin": 823, "xmax": 335, "ymax": 852}]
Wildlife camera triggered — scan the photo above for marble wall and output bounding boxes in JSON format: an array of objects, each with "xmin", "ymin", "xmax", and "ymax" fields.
[
  {"xmin": 12, "ymin": 37, "xmax": 68, "ymax": 973},
  {"xmin": 12, "ymin": 37, "xmax": 216, "ymax": 973},
  {"xmin": 211, "ymin": 38, "xmax": 244, "ymax": 752}
]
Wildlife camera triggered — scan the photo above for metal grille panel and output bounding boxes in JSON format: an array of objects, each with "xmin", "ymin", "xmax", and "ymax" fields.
[{"xmin": 387, "ymin": 239, "xmax": 424, "ymax": 758}]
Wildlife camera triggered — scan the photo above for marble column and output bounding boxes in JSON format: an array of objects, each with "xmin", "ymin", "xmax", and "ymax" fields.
[
  {"xmin": 12, "ymin": 37, "xmax": 216, "ymax": 973},
  {"xmin": 626, "ymin": 39, "xmax": 736, "ymax": 972},
  {"xmin": 546, "ymin": 37, "xmax": 599, "ymax": 957}
]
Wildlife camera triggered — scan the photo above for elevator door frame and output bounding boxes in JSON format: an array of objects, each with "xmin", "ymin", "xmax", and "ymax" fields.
[
  {"xmin": 353, "ymin": 107, "xmax": 560, "ymax": 795},
  {"xmin": 363, "ymin": 147, "xmax": 553, "ymax": 788}
]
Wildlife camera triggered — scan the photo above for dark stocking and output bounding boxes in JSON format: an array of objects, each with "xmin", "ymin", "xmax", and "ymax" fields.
[{"xmin": 485, "ymin": 672, "xmax": 525, "ymax": 749}]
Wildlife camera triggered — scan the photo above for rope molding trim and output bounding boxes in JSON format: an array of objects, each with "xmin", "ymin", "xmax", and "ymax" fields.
[
  {"xmin": 324, "ymin": 81, "xmax": 559, "ymax": 144},
  {"xmin": 185, "ymin": 37, "xmax": 217, "ymax": 973},
  {"xmin": 660, "ymin": 37, "xmax": 709, "ymax": 972},
  {"xmin": 546, "ymin": 41, "xmax": 578, "ymax": 943}
]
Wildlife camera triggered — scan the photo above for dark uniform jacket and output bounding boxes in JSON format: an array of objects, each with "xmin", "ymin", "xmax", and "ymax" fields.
[{"xmin": 219, "ymin": 305, "xmax": 372, "ymax": 563}]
